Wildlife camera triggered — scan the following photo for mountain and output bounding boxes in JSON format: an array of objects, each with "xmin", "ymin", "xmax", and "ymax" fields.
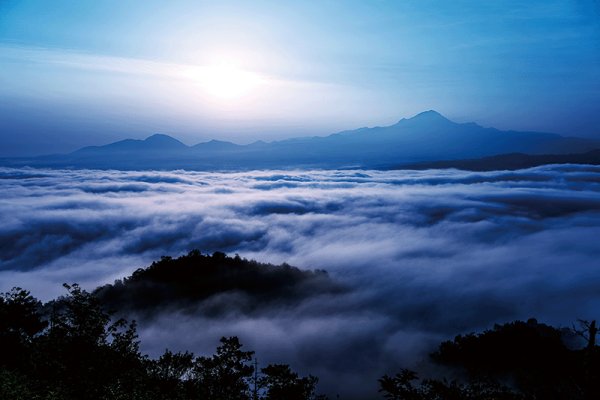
[
  {"xmin": 94, "ymin": 250, "xmax": 343, "ymax": 317},
  {"xmin": 400, "ymin": 149, "xmax": 600, "ymax": 171},
  {"xmin": 2, "ymin": 111, "xmax": 599, "ymax": 170},
  {"xmin": 192, "ymin": 139, "xmax": 243, "ymax": 151},
  {"xmin": 74, "ymin": 134, "xmax": 187, "ymax": 154}
]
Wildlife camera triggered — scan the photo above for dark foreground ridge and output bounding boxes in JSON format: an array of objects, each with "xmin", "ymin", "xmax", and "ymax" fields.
[
  {"xmin": 94, "ymin": 250, "xmax": 343, "ymax": 317},
  {"xmin": 1, "ymin": 253, "xmax": 599, "ymax": 399},
  {"xmin": 399, "ymin": 149, "xmax": 600, "ymax": 171}
]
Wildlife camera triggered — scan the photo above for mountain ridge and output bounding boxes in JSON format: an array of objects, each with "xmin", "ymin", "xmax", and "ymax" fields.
[
  {"xmin": 3, "ymin": 110, "xmax": 599, "ymax": 170},
  {"xmin": 400, "ymin": 149, "xmax": 600, "ymax": 171},
  {"xmin": 74, "ymin": 133, "xmax": 187, "ymax": 154}
]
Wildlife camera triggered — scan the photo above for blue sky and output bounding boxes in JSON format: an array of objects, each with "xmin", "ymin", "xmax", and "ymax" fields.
[{"xmin": 1, "ymin": 0, "xmax": 599, "ymax": 155}]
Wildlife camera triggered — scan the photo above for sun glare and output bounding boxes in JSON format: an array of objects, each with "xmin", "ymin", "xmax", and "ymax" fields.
[{"xmin": 185, "ymin": 61, "xmax": 264, "ymax": 100}]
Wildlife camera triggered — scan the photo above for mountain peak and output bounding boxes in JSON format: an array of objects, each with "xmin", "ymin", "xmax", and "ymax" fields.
[
  {"xmin": 144, "ymin": 134, "xmax": 186, "ymax": 148},
  {"xmin": 145, "ymin": 133, "xmax": 180, "ymax": 142},
  {"xmin": 410, "ymin": 110, "xmax": 450, "ymax": 122},
  {"xmin": 192, "ymin": 139, "xmax": 240, "ymax": 150},
  {"xmin": 394, "ymin": 110, "xmax": 452, "ymax": 127}
]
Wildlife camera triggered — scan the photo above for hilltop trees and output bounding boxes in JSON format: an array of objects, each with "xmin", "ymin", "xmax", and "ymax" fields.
[
  {"xmin": 14, "ymin": 283, "xmax": 149, "ymax": 399},
  {"xmin": 378, "ymin": 369, "xmax": 523, "ymax": 400},
  {"xmin": 2, "ymin": 252, "xmax": 599, "ymax": 399},
  {"xmin": 0, "ymin": 288, "xmax": 47, "ymax": 368},
  {"xmin": 380, "ymin": 319, "xmax": 600, "ymax": 400},
  {"xmin": 194, "ymin": 337, "xmax": 255, "ymax": 400},
  {"xmin": 0, "ymin": 281, "xmax": 327, "ymax": 400},
  {"xmin": 148, "ymin": 350, "xmax": 195, "ymax": 398},
  {"xmin": 259, "ymin": 364, "xmax": 319, "ymax": 400},
  {"xmin": 0, "ymin": 288, "xmax": 47, "ymax": 400},
  {"xmin": 93, "ymin": 250, "xmax": 341, "ymax": 316}
]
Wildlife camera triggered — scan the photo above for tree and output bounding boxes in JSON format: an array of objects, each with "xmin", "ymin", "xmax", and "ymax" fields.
[
  {"xmin": 259, "ymin": 363, "xmax": 319, "ymax": 400},
  {"xmin": 378, "ymin": 369, "xmax": 523, "ymax": 400},
  {"xmin": 1, "ymin": 279, "xmax": 328, "ymax": 400},
  {"xmin": 35, "ymin": 284, "xmax": 147, "ymax": 399},
  {"xmin": 49, "ymin": 283, "xmax": 112, "ymax": 344},
  {"xmin": 378, "ymin": 370, "xmax": 422, "ymax": 400},
  {"xmin": 572, "ymin": 319, "xmax": 600, "ymax": 400},
  {"xmin": 0, "ymin": 369, "xmax": 34, "ymax": 400},
  {"xmin": 573, "ymin": 320, "xmax": 598, "ymax": 351},
  {"xmin": 193, "ymin": 336, "xmax": 254, "ymax": 400},
  {"xmin": 431, "ymin": 319, "xmax": 575, "ymax": 398},
  {"xmin": 0, "ymin": 288, "xmax": 47, "ymax": 369},
  {"xmin": 0, "ymin": 288, "xmax": 46, "ymax": 340},
  {"xmin": 149, "ymin": 350, "xmax": 195, "ymax": 399}
]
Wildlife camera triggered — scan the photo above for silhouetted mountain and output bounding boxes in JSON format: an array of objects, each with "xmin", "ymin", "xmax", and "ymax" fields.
[
  {"xmin": 94, "ymin": 250, "xmax": 344, "ymax": 317},
  {"xmin": 3, "ymin": 111, "xmax": 599, "ymax": 170},
  {"xmin": 192, "ymin": 139, "xmax": 242, "ymax": 151},
  {"xmin": 75, "ymin": 133, "xmax": 187, "ymax": 154},
  {"xmin": 399, "ymin": 149, "xmax": 600, "ymax": 171}
]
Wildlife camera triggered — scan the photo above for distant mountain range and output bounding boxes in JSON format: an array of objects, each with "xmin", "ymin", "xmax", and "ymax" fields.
[{"xmin": 2, "ymin": 110, "xmax": 599, "ymax": 170}]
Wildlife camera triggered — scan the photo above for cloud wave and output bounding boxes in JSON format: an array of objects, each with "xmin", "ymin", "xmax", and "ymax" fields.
[{"xmin": 1, "ymin": 165, "xmax": 600, "ymax": 398}]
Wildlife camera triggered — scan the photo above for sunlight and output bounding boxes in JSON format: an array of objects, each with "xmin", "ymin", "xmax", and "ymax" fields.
[{"xmin": 185, "ymin": 60, "xmax": 264, "ymax": 100}]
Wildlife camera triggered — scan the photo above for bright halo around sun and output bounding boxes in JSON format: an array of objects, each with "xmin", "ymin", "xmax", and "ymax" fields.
[{"xmin": 186, "ymin": 61, "xmax": 264, "ymax": 100}]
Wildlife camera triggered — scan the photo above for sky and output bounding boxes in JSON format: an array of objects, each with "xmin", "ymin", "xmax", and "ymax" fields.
[{"xmin": 1, "ymin": 0, "xmax": 599, "ymax": 156}]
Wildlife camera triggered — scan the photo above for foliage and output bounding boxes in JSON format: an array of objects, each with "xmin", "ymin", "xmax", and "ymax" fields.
[
  {"xmin": 379, "ymin": 370, "xmax": 523, "ymax": 400},
  {"xmin": 94, "ymin": 250, "xmax": 341, "ymax": 315},
  {"xmin": 259, "ymin": 363, "xmax": 319, "ymax": 400},
  {"xmin": 0, "ymin": 287, "xmax": 47, "ymax": 373},
  {"xmin": 0, "ymin": 279, "xmax": 326, "ymax": 400},
  {"xmin": 381, "ymin": 319, "xmax": 600, "ymax": 400},
  {"xmin": 2, "ymin": 253, "xmax": 599, "ymax": 399},
  {"xmin": 193, "ymin": 336, "xmax": 254, "ymax": 400}
]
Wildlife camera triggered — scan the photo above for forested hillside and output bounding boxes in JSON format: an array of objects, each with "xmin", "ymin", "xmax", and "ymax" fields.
[{"xmin": 1, "ymin": 252, "xmax": 598, "ymax": 399}]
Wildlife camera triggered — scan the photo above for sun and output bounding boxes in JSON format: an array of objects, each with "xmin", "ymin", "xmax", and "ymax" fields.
[{"xmin": 187, "ymin": 60, "xmax": 264, "ymax": 100}]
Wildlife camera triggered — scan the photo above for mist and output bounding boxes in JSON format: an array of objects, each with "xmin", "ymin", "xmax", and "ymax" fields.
[{"xmin": 1, "ymin": 165, "xmax": 600, "ymax": 397}]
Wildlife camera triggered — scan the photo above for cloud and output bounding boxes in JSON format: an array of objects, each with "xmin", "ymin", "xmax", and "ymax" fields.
[
  {"xmin": 1, "ymin": 165, "xmax": 600, "ymax": 398},
  {"xmin": 0, "ymin": 44, "xmax": 217, "ymax": 82}
]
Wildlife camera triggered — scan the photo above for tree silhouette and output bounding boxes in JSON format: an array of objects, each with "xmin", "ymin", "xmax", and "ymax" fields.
[
  {"xmin": 382, "ymin": 319, "xmax": 600, "ymax": 400},
  {"xmin": 573, "ymin": 320, "xmax": 598, "ymax": 350},
  {"xmin": 378, "ymin": 370, "xmax": 421, "ymax": 400},
  {"xmin": 35, "ymin": 283, "xmax": 149, "ymax": 399},
  {"xmin": 259, "ymin": 363, "xmax": 319, "ymax": 400},
  {"xmin": 4, "ymin": 254, "xmax": 599, "ymax": 400},
  {"xmin": 94, "ymin": 250, "xmax": 340, "ymax": 316},
  {"xmin": 0, "ymin": 263, "xmax": 331, "ymax": 400},
  {"xmin": 378, "ymin": 369, "xmax": 523, "ymax": 400},
  {"xmin": 150, "ymin": 349, "xmax": 195, "ymax": 397},
  {"xmin": 0, "ymin": 288, "xmax": 47, "ymax": 372},
  {"xmin": 193, "ymin": 336, "xmax": 255, "ymax": 400}
]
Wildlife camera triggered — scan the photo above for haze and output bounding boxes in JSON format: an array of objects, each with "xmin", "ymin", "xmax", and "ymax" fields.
[{"xmin": 1, "ymin": 0, "xmax": 599, "ymax": 156}]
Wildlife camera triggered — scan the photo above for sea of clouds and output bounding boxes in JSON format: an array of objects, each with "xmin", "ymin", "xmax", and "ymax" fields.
[{"xmin": 1, "ymin": 165, "xmax": 600, "ymax": 397}]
